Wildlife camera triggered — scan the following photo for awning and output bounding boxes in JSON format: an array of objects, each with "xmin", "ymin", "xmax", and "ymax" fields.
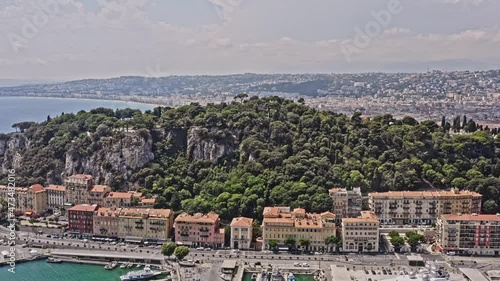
[
  {"xmin": 25, "ymin": 211, "xmax": 33, "ymax": 215},
  {"xmin": 125, "ymin": 236, "xmax": 143, "ymax": 243}
]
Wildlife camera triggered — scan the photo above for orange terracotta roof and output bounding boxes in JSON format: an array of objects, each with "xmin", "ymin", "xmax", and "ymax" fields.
[
  {"xmin": 119, "ymin": 208, "xmax": 172, "ymax": 218},
  {"xmin": 140, "ymin": 198, "xmax": 156, "ymax": 204},
  {"xmin": 343, "ymin": 211, "xmax": 379, "ymax": 223},
  {"xmin": 328, "ymin": 187, "xmax": 342, "ymax": 193},
  {"xmin": 30, "ymin": 184, "xmax": 45, "ymax": 193},
  {"xmin": 231, "ymin": 217, "xmax": 253, "ymax": 227},
  {"xmin": 46, "ymin": 185, "xmax": 65, "ymax": 192},
  {"xmin": 263, "ymin": 217, "xmax": 295, "ymax": 224},
  {"xmin": 175, "ymin": 212, "xmax": 220, "ymax": 223},
  {"xmin": 293, "ymin": 208, "xmax": 306, "ymax": 214},
  {"xmin": 90, "ymin": 185, "xmax": 110, "ymax": 193},
  {"xmin": 441, "ymin": 214, "xmax": 500, "ymax": 222},
  {"xmin": 128, "ymin": 191, "xmax": 143, "ymax": 198},
  {"xmin": 105, "ymin": 192, "xmax": 132, "ymax": 199},
  {"xmin": 263, "ymin": 207, "xmax": 281, "ymax": 218},
  {"xmin": 369, "ymin": 189, "xmax": 482, "ymax": 198},
  {"xmin": 94, "ymin": 207, "xmax": 122, "ymax": 217},
  {"xmin": 69, "ymin": 204, "xmax": 98, "ymax": 212}
]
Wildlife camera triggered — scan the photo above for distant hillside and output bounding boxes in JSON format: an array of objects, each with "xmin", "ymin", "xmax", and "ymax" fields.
[{"xmin": 1, "ymin": 97, "xmax": 499, "ymax": 219}]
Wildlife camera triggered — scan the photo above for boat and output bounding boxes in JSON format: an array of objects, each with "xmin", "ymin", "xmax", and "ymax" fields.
[
  {"xmin": 136, "ymin": 264, "xmax": 142, "ymax": 268},
  {"xmin": 120, "ymin": 262, "xmax": 128, "ymax": 269},
  {"xmin": 287, "ymin": 273, "xmax": 296, "ymax": 281},
  {"xmin": 271, "ymin": 267, "xmax": 284, "ymax": 281},
  {"xmin": 119, "ymin": 267, "xmax": 162, "ymax": 281},
  {"xmin": 127, "ymin": 262, "xmax": 134, "ymax": 268},
  {"xmin": 47, "ymin": 257, "xmax": 63, "ymax": 263},
  {"xmin": 105, "ymin": 262, "xmax": 113, "ymax": 270},
  {"xmin": 178, "ymin": 260, "xmax": 195, "ymax": 267},
  {"xmin": 251, "ymin": 273, "xmax": 257, "ymax": 280}
]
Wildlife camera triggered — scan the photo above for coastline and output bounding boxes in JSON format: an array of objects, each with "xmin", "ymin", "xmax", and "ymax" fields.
[{"xmin": 0, "ymin": 96, "xmax": 163, "ymax": 108}]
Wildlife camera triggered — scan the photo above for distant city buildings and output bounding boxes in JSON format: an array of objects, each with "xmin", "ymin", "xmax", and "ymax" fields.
[
  {"xmin": 261, "ymin": 207, "xmax": 337, "ymax": 252},
  {"xmin": 368, "ymin": 188, "xmax": 482, "ymax": 225},
  {"xmin": 65, "ymin": 174, "xmax": 93, "ymax": 206},
  {"xmin": 436, "ymin": 213, "xmax": 500, "ymax": 256},
  {"xmin": 67, "ymin": 204, "xmax": 98, "ymax": 236},
  {"xmin": 46, "ymin": 185, "xmax": 66, "ymax": 210},
  {"xmin": 0, "ymin": 184, "xmax": 47, "ymax": 215},
  {"xmin": 341, "ymin": 211, "xmax": 380, "ymax": 253}
]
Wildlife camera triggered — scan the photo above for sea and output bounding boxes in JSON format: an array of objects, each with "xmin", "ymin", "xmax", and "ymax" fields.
[
  {"xmin": 0, "ymin": 259, "xmax": 168, "ymax": 281},
  {"xmin": 0, "ymin": 97, "xmax": 155, "ymax": 133}
]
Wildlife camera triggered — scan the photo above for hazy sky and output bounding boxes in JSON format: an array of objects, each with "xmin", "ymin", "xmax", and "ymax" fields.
[{"xmin": 0, "ymin": 0, "xmax": 499, "ymax": 80}]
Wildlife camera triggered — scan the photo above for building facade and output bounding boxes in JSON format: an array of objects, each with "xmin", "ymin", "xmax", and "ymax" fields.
[
  {"xmin": 117, "ymin": 208, "xmax": 173, "ymax": 243},
  {"xmin": 68, "ymin": 204, "xmax": 98, "ymax": 236},
  {"xmin": 341, "ymin": 211, "xmax": 380, "ymax": 253},
  {"xmin": 88, "ymin": 185, "xmax": 111, "ymax": 206},
  {"xmin": 230, "ymin": 217, "xmax": 253, "ymax": 250},
  {"xmin": 46, "ymin": 185, "xmax": 66, "ymax": 210},
  {"xmin": 93, "ymin": 207, "xmax": 122, "ymax": 238},
  {"xmin": 0, "ymin": 184, "xmax": 47, "ymax": 215},
  {"xmin": 174, "ymin": 212, "xmax": 225, "ymax": 248},
  {"xmin": 436, "ymin": 214, "xmax": 500, "ymax": 256},
  {"xmin": 103, "ymin": 192, "xmax": 133, "ymax": 208},
  {"xmin": 329, "ymin": 187, "xmax": 362, "ymax": 220},
  {"xmin": 368, "ymin": 188, "xmax": 482, "ymax": 225},
  {"xmin": 65, "ymin": 174, "xmax": 93, "ymax": 206},
  {"xmin": 261, "ymin": 207, "xmax": 337, "ymax": 252}
]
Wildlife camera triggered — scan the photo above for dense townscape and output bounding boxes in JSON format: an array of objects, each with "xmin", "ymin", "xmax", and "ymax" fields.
[
  {"xmin": 1, "ymin": 97, "xmax": 500, "ymax": 281},
  {"xmin": 1, "ymin": 70, "xmax": 500, "ymax": 124}
]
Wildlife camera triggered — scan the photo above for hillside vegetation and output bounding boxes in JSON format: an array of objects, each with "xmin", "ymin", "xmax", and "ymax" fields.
[{"xmin": 1, "ymin": 96, "xmax": 500, "ymax": 219}]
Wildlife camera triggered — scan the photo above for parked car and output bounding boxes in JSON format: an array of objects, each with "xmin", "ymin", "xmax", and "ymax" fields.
[{"xmin": 196, "ymin": 247, "xmax": 204, "ymax": 251}]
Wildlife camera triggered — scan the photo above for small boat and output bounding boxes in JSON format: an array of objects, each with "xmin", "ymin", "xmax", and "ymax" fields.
[
  {"xmin": 178, "ymin": 260, "xmax": 195, "ymax": 267},
  {"xmin": 119, "ymin": 267, "xmax": 162, "ymax": 281},
  {"xmin": 105, "ymin": 262, "xmax": 113, "ymax": 270},
  {"xmin": 110, "ymin": 261, "xmax": 118, "ymax": 269},
  {"xmin": 120, "ymin": 262, "xmax": 127, "ymax": 269},
  {"xmin": 135, "ymin": 264, "xmax": 142, "ymax": 268},
  {"xmin": 127, "ymin": 262, "xmax": 134, "ymax": 268},
  {"xmin": 251, "ymin": 273, "xmax": 257, "ymax": 280},
  {"xmin": 287, "ymin": 273, "xmax": 296, "ymax": 281},
  {"xmin": 47, "ymin": 257, "xmax": 63, "ymax": 263}
]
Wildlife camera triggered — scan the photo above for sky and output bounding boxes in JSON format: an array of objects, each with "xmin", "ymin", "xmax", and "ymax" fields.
[{"xmin": 0, "ymin": 0, "xmax": 499, "ymax": 80}]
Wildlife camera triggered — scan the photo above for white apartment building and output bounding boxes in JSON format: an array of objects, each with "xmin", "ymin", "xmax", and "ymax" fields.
[
  {"xmin": 329, "ymin": 187, "xmax": 362, "ymax": 221},
  {"xmin": 369, "ymin": 188, "xmax": 482, "ymax": 225},
  {"xmin": 342, "ymin": 211, "xmax": 380, "ymax": 253},
  {"xmin": 46, "ymin": 185, "xmax": 66, "ymax": 209},
  {"xmin": 230, "ymin": 217, "xmax": 253, "ymax": 250},
  {"xmin": 436, "ymin": 213, "xmax": 500, "ymax": 256}
]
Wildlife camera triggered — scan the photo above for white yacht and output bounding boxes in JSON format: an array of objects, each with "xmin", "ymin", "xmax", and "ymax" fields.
[{"xmin": 119, "ymin": 267, "xmax": 162, "ymax": 281}]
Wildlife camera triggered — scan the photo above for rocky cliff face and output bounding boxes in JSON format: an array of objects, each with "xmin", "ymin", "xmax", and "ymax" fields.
[
  {"xmin": 0, "ymin": 133, "xmax": 28, "ymax": 174},
  {"xmin": 186, "ymin": 127, "xmax": 234, "ymax": 163},
  {"xmin": 64, "ymin": 133, "xmax": 154, "ymax": 187}
]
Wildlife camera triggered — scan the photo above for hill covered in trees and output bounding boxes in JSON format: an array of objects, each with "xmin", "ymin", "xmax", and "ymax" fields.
[{"xmin": 1, "ymin": 96, "xmax": 500, "ymax": 219}]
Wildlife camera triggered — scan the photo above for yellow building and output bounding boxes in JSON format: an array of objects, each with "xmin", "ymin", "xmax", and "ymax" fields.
[
  {"xmin": 261, "ymin": 207, "xmax": 337, "ymax": 252},
  {"xmin": 0, "ymin": 184, "xmax": 47, "ymax": 215},
  {"xmin": 65, "ymin": 174, "xmax": 93, "ymax": 206},
  {"xmin": 93, "ymin": 207, "xmax": 122, "ymax": 238},
  {"xmin": 118, "ymin": 208, "xmax": 173, "ymax": 243},
  {"xmin": 368, "ymin": 188, "xmax": 482, "ymax": 225},
  {"xmin": 88, "ymin": 185, "xmax": 111, "ymax": 206},
  {"xmin": 103, "ymin": 192, "xmax": 133, "ymax": 208},
  {"xmin": 342, "ymin": 211, "xmax": 380, "ymax": 253}
]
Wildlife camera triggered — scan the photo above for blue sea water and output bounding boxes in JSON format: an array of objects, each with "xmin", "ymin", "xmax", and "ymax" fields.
[{"xmin": 0, "ymin": 97, "xmax": 155, "ymax": 133}]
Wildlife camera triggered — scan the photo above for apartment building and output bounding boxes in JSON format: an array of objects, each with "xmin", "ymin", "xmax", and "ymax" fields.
[
  {"xmin": 118, "ymin": 208, "xmax": 173, "ymax": 243},
  {"xmin": 436, "ymin": 213, "xmax": 500, "ymax": 256},
  {"xmin": 46, "ymin": 185, "xmax": 66, "ymax": 210},
  {"xmin": 261, "ymin": 207, "xmax": 337, "ymax": 252},
  {"xmin": 0, "ymin": 184, "xmax": 47, "ymax": 215},
  {"xmin": 88, "ymin": 185, "xmax": 111, "ymax": 206},
  {"xmin": 368, "ymin": 188, "xmax": 482, "ymax": 225},
  {"xmin": 103, "ymin": 192, "xmax": 133, "ymax": 208},
  {"xmin": 65, "ymin": 174, "xmax": 93, "ymax": 206},
  {"xmin": 93, "ymin": 207, "xmax": 122, "ymax": 238},
  {"xmin": 329, "ymin": 187, "xmax": 362, "ymax": 220},
  {"xmin": 68, "ymin": 204, "xmax": 98, "ymax": 236},
  {"xmin": 230, "ymin": 217, "xmax": 253, "ymax": 250},
  {"xmin": 174, "ymin": 212, "xmax": 225, "ymax": 249},
  {"xmin": 341, "ymin": 211, "xmax": 380, "ymax": 253}
]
